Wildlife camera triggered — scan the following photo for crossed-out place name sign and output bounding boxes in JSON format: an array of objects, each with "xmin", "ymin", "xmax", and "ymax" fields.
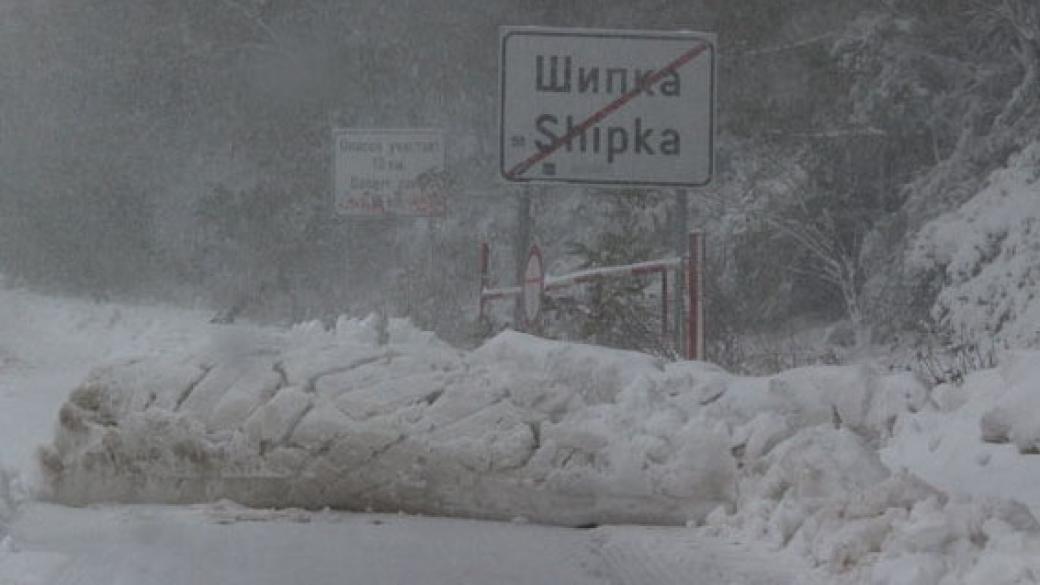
[{"xmin": 499, "ymin": 26, "xmax": 716, "ymax": 187}]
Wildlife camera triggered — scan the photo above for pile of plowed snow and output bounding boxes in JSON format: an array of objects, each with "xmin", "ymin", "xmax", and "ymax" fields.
[
  {"xmin": 43, "ymin": 319, "xmax": 732, "ymax": 526},
  {"xmin": 42, "ymin": 314, "xmax": 921, "ymax": 527},
  {"xmin": 705, "ymin": 431, "xmax": 1040, "ymax": 585},
  {"xmin": 706, "ymin": 350, "xmax": 1040, "ymax": 585}
]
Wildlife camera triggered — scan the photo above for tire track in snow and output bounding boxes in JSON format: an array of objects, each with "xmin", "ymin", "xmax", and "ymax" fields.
[{"xmin": 593, "ymin": 526, "xmax": 821, "ymax": 585}]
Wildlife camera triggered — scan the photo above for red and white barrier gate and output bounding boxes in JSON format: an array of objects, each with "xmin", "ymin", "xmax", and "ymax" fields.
[{"xmin": 479, "ymin": 232, "xmax": 705, "ymax": 361}]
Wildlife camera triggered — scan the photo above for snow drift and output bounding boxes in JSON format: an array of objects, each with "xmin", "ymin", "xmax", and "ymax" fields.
[{"xmin": 41, "ymin": 316, "xmax": 923, "ymax": 528}]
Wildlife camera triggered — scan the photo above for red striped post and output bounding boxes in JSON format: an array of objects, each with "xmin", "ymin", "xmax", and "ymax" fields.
[
  {"xmin": 685, "ymin": 231, "xmax": 705, "ymax": 361},
  {"xmin": 661, "ymin": 269, "xmax": 669, "ymax": 343},
  {"xmin": 478, "ymin": 242, "xmax": 490, "ymax": 320}
]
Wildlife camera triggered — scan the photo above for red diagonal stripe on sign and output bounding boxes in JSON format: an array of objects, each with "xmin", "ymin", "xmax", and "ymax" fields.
[{"xmin": 505, "ymin": 42, "xmax": 710, "ymax": 180}]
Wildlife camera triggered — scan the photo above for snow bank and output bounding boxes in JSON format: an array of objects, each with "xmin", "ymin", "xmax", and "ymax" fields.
[
  {"xmin": 700, "ymin": 349, "xmax": 1040, "ymax": 585},
  {"xmin": 883, "ymin": 351, "xmax": 1040, "ymax": 512},
  {"xmin": 41, "ymin": 324, "xmax": 723, "ymax": 525},
  {"xmin": 41, "ymin": 319, "xmax": 930, "ymax": 528},
  {"xmin": 705, "ymin": 421, "xmax": 1040, "ymax": 585},
  {"xmin": 909, "ymin": 141, "xmax": 1040, "ymax": 348}
]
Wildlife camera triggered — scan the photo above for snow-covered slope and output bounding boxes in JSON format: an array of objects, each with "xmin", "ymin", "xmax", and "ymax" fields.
[{"xmin": 909, "ymin": 141, "xmax": 1040, "ymax": 348}]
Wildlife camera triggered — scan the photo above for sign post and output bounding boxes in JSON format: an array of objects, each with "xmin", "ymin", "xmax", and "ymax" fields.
[
  {"xmin": 500, "ymin": 27, "xmax": 715, "ymax": 187},
  {"xmin": 513, "ymin": 188, "xmax": 534, "ymax": 327},
  {"xmin": 674, "ymin": 189, "xmax": 688, "ymax": 352},
  {"xmin": 496, "ymin": 26, "xmax": 715, "ymax": 359}
]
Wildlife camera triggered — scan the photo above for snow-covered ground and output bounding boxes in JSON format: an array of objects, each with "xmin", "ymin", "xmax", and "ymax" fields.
[{"xmin": 6, "ymin": 284, "xmax": 1040, "ymax": 584}]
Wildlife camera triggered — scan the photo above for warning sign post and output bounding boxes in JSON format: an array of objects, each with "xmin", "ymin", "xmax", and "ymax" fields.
[
  {"xmin": 499, "ymin": 27, "xmax": 716, "ymax": 187},
  {"xmin": 333, "ymin": 129, "xmax": 446, "ymax": 217}
]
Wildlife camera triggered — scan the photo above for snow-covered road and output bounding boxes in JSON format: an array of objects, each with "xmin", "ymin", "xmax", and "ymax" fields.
[
  {"xmin": 3, "ymin": 502, "xmax": 815, "ymax": 585},
  {"xmin": 6, "ymin": 503, "xmax": 610, "ymax": 585}
]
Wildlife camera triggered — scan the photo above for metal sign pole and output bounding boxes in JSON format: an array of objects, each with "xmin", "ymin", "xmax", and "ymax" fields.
[
  {"xmin": 696, "ymin": 231, "xmax": 705, "ymax": 360},
  {"xmin": 513, "ymin": 187, "xmax": 533, "ymax": 329}
]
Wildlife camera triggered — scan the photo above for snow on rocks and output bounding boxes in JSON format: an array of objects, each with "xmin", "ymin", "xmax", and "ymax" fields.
[{"xmin": 40, "ymin": 320, "xmax": 932, "ymax": 529}]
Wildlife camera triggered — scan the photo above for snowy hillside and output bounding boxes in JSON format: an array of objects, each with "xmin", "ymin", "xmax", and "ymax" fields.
[{"xmin": 910, "ymin": 141, "xmax": 1040, "ymax": 348}]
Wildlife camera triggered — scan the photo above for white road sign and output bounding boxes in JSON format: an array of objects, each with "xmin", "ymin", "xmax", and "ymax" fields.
[
  {"xmin": 522, "ymin": 245, "xmax": 544, "ymax": 325},
  {"xmin": 499, "ymin": 27, "xmax": 716, "ymax": 187},
  {"xmin": 333, "ymin": 129, "xmax": 446, "ymax": 217}
]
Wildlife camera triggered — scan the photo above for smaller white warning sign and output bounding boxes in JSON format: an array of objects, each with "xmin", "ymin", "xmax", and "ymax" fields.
[{"xmin": 333, "ymin": 129, "xmax": 446, "ymax": 217}]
